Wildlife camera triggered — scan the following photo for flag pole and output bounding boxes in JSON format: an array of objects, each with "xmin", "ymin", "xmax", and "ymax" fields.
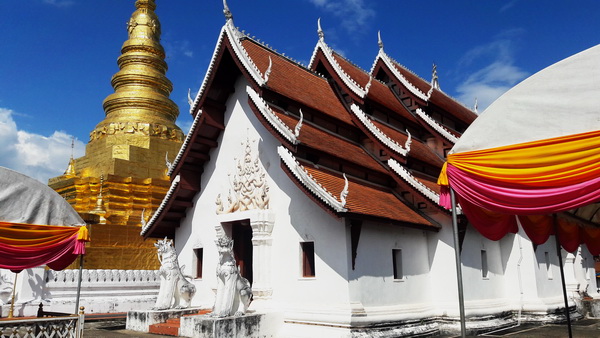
[
  {"xmin": 74, "ymin": 254, "xmax": 84, "ymax": 314},
  {"xmin": 553, "ymin": 214, "xmax": 572, "ymax": 338},
  {"xmin": 450, "ymin": 188, "xmax": 466, "ymax": 337}
]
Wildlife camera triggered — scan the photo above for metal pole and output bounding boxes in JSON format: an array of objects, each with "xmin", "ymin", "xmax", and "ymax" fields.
[
  {"xmin": 553, "ymin": 215, "xmax": 572, "ymax": 338},
  {"xmin": 74, "ymin": 255, "xmax": 84, "ymax": 314},
  {"xmin": 8, "ymin": 272, "xmax": 18, "ymax": 318},
  {"xmin": 450, "ymin": 188, "xmax": 467, "ymax": 337}
]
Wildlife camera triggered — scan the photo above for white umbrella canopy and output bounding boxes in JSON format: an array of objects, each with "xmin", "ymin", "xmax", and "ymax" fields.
[
  {"xmin": 452, "ymin": 43, "xmax": 600, "ymax": 154},
  {"xmin": 0, "ymin": 166, "xmax": 84, "ymax": 226}
]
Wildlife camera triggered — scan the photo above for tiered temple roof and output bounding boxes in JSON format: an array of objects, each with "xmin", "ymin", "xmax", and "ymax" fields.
[{"xmin": 142, "ymin": 9, "xmax": 478, "ymax": 238}]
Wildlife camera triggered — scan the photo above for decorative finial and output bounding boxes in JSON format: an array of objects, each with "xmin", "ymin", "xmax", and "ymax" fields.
[
  {"xmin": 404, "ymin": 130, "xmax": 412, "ymax": 154},
  {"xmin": 141, "ymin": 208, "xmax": 147, "ymax": 227},
  {"xmin": 317, "ymin": 18, "xmax": 325, "ymax": 40},
  {"xmin": 365, "ymin": 76, "xmax": 373, "ymax": 93},
  {"xmin": 340, "ymin": 173, "xmax": 349, "ymax": 207},
  {"xmin": 165, "ymin": 152, "xmax": 173, "ymax": 172},
  {"xmin": 264, "ymin": 56, "xmax": 272, "ymax": 84},
  {"xmin": 431, "ymin": 63, "xmax": 440, "ymax": 90},
  {"xmin": 474, "ymin": 98, "xmax": 479, "ymax": 114},
  {"xmin": 378, "ymin": 31, "xmax": 384, "ymax": 50},
  {"xmin": 294, "ymin": 109, "xmax": 304, "ymax": 138},
  {"xmin": 64, "ymin": 137, "xmax": 76, "ymax": 176},
  {"xmin": 223, "ymin": 0, "xmax": 233, "ymax": 21},
  {"xmin": 187, "ymin": 88, "xmax": 193, "ymax": 107}
]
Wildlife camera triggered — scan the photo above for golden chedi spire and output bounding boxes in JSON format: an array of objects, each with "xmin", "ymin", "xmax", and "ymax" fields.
[
  {"xmin": 83, "ymin": 0, "xmax": 183, "ymax": 179},
  {"xmin": 49, "ymin": 0, "xmax": 183, "ymax": 270}
]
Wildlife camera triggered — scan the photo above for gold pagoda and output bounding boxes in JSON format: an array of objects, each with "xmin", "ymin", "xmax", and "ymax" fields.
[{"xmin": 49, "ymin": 0, "xmax": 184, "ymax": 270}]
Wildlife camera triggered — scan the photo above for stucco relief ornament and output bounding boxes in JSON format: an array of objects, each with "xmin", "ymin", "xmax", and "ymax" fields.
[{"xmin": 215, "ymin": 137, "xmax": 270, "ymax": 214}]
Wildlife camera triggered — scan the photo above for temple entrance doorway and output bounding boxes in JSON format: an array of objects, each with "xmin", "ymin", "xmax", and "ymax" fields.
[{"xmin": 231, "ymin": 219, "xmax": 253, "ymax": 285}]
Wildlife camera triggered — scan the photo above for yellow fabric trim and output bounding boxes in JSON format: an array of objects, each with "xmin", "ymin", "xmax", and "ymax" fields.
[{"xmin": 447, "ymin": 129, "xmax": 600, "ymax": 186}]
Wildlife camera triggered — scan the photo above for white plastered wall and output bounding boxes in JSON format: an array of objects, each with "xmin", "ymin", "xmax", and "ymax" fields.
[{"xmin": 174, "ymin": 77, "xmax": 351, "ymax": 319}]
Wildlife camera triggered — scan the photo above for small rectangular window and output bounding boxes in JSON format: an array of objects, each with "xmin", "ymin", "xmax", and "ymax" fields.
[
  {"xmin": 392, "ymin": 249, "xmax": 403, "ymax": 280},
  {"xmin": 481, "ymin": 250, "xmax": 488, "ymax": 278},
  {"xmin": 194, "ymin": 248, "xmax": 203, "ymax": 279},
  {"xmin": 545, "ymin": 251, "xmax": 553, "ymax": 279},
  {"xmin": 301, "ymin": 242, "xmax": 316, "ymax": 277}
]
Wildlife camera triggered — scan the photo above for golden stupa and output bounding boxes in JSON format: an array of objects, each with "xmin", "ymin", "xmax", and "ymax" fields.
[{"xmin": 49, "ymin": 0, "xmax": 184, "ymax": 270}]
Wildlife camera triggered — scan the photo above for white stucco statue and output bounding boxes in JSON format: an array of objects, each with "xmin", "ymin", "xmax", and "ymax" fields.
[
  {"xmin": 153, "ymin": 238, "xmax": 196, "ymax": 310},
  {"xmin": 211, "ymin": 236, "xmax": 253, "ymax": 317},
  {"xmin": 0, "ymin": 274, "xmax": 13, "ymax": 305}
]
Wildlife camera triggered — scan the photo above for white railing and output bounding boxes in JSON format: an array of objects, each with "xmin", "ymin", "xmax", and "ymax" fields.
[{"xmin": 0, "ymin": 311, "xmax": 84, "ymax": 338}]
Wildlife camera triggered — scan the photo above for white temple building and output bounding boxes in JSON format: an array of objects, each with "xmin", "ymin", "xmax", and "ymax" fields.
[{"xmin": 140, "ymin": 5, "xmax": 599, "ymax": 337}]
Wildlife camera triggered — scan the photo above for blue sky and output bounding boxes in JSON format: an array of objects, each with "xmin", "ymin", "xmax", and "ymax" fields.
[{"xmin": 1, "ymin": 0, "xmax": 599, "ymax": 182}]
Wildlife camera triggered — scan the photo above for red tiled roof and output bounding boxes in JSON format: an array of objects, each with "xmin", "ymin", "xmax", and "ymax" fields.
[
  {"xmin": 389, "ymin": 60, "xmax": 477, "ymax": 125},
  {"xmin": 332, "ymin": 52, "xmax": 371, "ymax": 88},
  {"xmin": 371, "ymin": 120, "xmax": 445, "ymax": 168},
  {"xmin": 270, "ymin": 105, "xmax": 388, "ymax": 175},
  {"xmin": 368, "ymin": 79, "xmax": 418, "ymax": 123},
  {"xmin": 301, "ymin": 164, "xmax": 437, "ymax": 228},
  {"xmin": 242, "ymin": 39, "xmax": 354, "ymax": 125}
]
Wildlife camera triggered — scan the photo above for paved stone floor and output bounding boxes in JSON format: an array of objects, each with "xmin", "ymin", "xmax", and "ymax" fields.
[{"xmin": 85, "ymin": 318, "xmax": 600, "ymax": 337}]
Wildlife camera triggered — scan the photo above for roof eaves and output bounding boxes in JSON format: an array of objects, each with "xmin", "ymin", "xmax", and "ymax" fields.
[
  {"xmin": 317, "ymin": 40, "xmax": 367, "ymax": 98},
  {"xmin": 247, "ymin": 86, "xmax": 299, "ymax": 145},
  {"xmin": 190, "ymin": 26, "xmax": 227, "ymax": 115},
  {"xmin": 350, "ymin": 103, "xmax": 410, "ymax": 156},
  {"xmin": 415, "ymin": 108, "xmax": 459, "ymax": 144},
  {"xmin": 278, "ymin": 146, "xmax": 347, "ymax": 212},
  {"xmin": 167, "ymin": 110, "xmax": 203, "ymax": 177},
  {"xmin": 388, "ymin": 159, "xmax": 462, "ymax": 214},
  {"xmin": 141, "ymin": 174, "xmax": 181, "ymax": 237},
  {"xmin": 379, "ymin": 50, "xmax": 428, "ymax": 102}
]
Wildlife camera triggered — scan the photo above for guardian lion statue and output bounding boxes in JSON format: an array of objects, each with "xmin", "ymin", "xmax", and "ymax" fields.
[
  {"xmin": 153, "ymin": 238, "xmax": 196, "ymax": 310},
  {"xmin": 211, "ymin": 236, "xmax": 253, "ymax": 317}
]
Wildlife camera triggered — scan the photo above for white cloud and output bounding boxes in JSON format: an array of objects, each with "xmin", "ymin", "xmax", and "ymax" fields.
[
  {"xmin": 455, "ymin": 37, "xmax": 528, "ymax": 112},
  {"xmin": 309, "ymin": 0, "xmax": 375, "ymax": 34},
  {"xmin": 43, "ymin": 0, "xmax": 75, "ymax": 8},
  {"xmin": 0, "ymin": 108, "xmax": 84, "ymax": 183},
  {"xmin": 164, "ymin": 39, "xmax": 194, "ymax": 60}
]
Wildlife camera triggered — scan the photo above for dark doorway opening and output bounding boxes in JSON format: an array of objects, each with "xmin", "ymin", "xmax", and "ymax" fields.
[{"xmin": 231, "ymin": 220, "xmax": 253, "ymax": 285}]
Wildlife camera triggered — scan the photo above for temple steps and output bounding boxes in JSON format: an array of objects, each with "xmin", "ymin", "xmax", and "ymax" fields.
[
  {"xmin": 148, "ymin": 309, "xmax": 212, "ymax": 336},
  {"xmin": 149, "ymin": 318, "xmax": 180, "ymax": 336}
]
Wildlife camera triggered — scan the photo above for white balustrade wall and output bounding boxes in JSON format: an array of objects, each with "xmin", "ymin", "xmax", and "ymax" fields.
[{"xmin": 1, "ymin": 268, "xmax": 161, "ymax": 317}]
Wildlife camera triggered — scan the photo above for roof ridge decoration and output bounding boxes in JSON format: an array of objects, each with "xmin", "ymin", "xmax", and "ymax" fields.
[
  {"xmin": 225, "ymin": 20, "xmax": 266, "ymax": 87},
  {"xmin": 294, "ymin": 109, "xmax": 304, "ymax": 138},
  {"xmin": 473, "ymin": 98, "xmax": 479, "ymax": 114},
  {"xmin": 247, "ymin": 86, "xmax": 299, "ymax": 144},
  {"xmin": 350, "ymin": 103, "xmax": 411, "ymax": 156},
  {"xmin": 167, "ymin": 108, "xmax": 203, "ymax": 177},
  {"xmin": 223, "ymin": 0, "xmax": 233, "ymax": 21},
  {"xmin": 387, "ymin": 159, "xmax": 442, "ymax": 205},
  {"xmin": 426, "ymin": 63, "xmax": 440, "ymax": 100},
  {"xmin": 311, "ymin": 19, "xmax": 368, "ymax": 98},
  {"xmin": 278, "ymin": 146, "xmax": 348, "ymax": 212},
  {"xmin": 378, "ymin": 30, "xmax": 384, "ymax": 50},
  {"xmin": 187, "ymin": 88, "xmax": 194, "ymax": 113},
  {"xmin": 415, "ymin": 108, "xmax": 459, "ymax": 143},
  {"xmin": 190, "ymin": 25, "xmax": 227, "ymax": 114},
  {"xmin": 378, "ymin": 49, "xmax": 428, "ymax": 102},
  {"xmin": 141, "ymin": 174, "xmax": 181, "ymax": 236},
  {"xmin": 264, "ymin": 56, "xmax": 272, "ymax": 84},
  {"xmin": 340, "ymin": 173, "xmax": 349, "ymax": 206}
]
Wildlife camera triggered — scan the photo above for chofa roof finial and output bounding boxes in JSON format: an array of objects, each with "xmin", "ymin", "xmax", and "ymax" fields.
[
  {"xmin": 317, "ymin": 18, "xmax": 325, "ymax": 41},
  {"xmin": 223, "ymin": 0, "xmax": 233, "ymax": 21},
  {"xmin": 431, "ymin": 63, "xmax": 440, "ymax": 90},
  {"xmin": 378, "ymin": 31, "xmax": 384, "ymax": 50}
]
